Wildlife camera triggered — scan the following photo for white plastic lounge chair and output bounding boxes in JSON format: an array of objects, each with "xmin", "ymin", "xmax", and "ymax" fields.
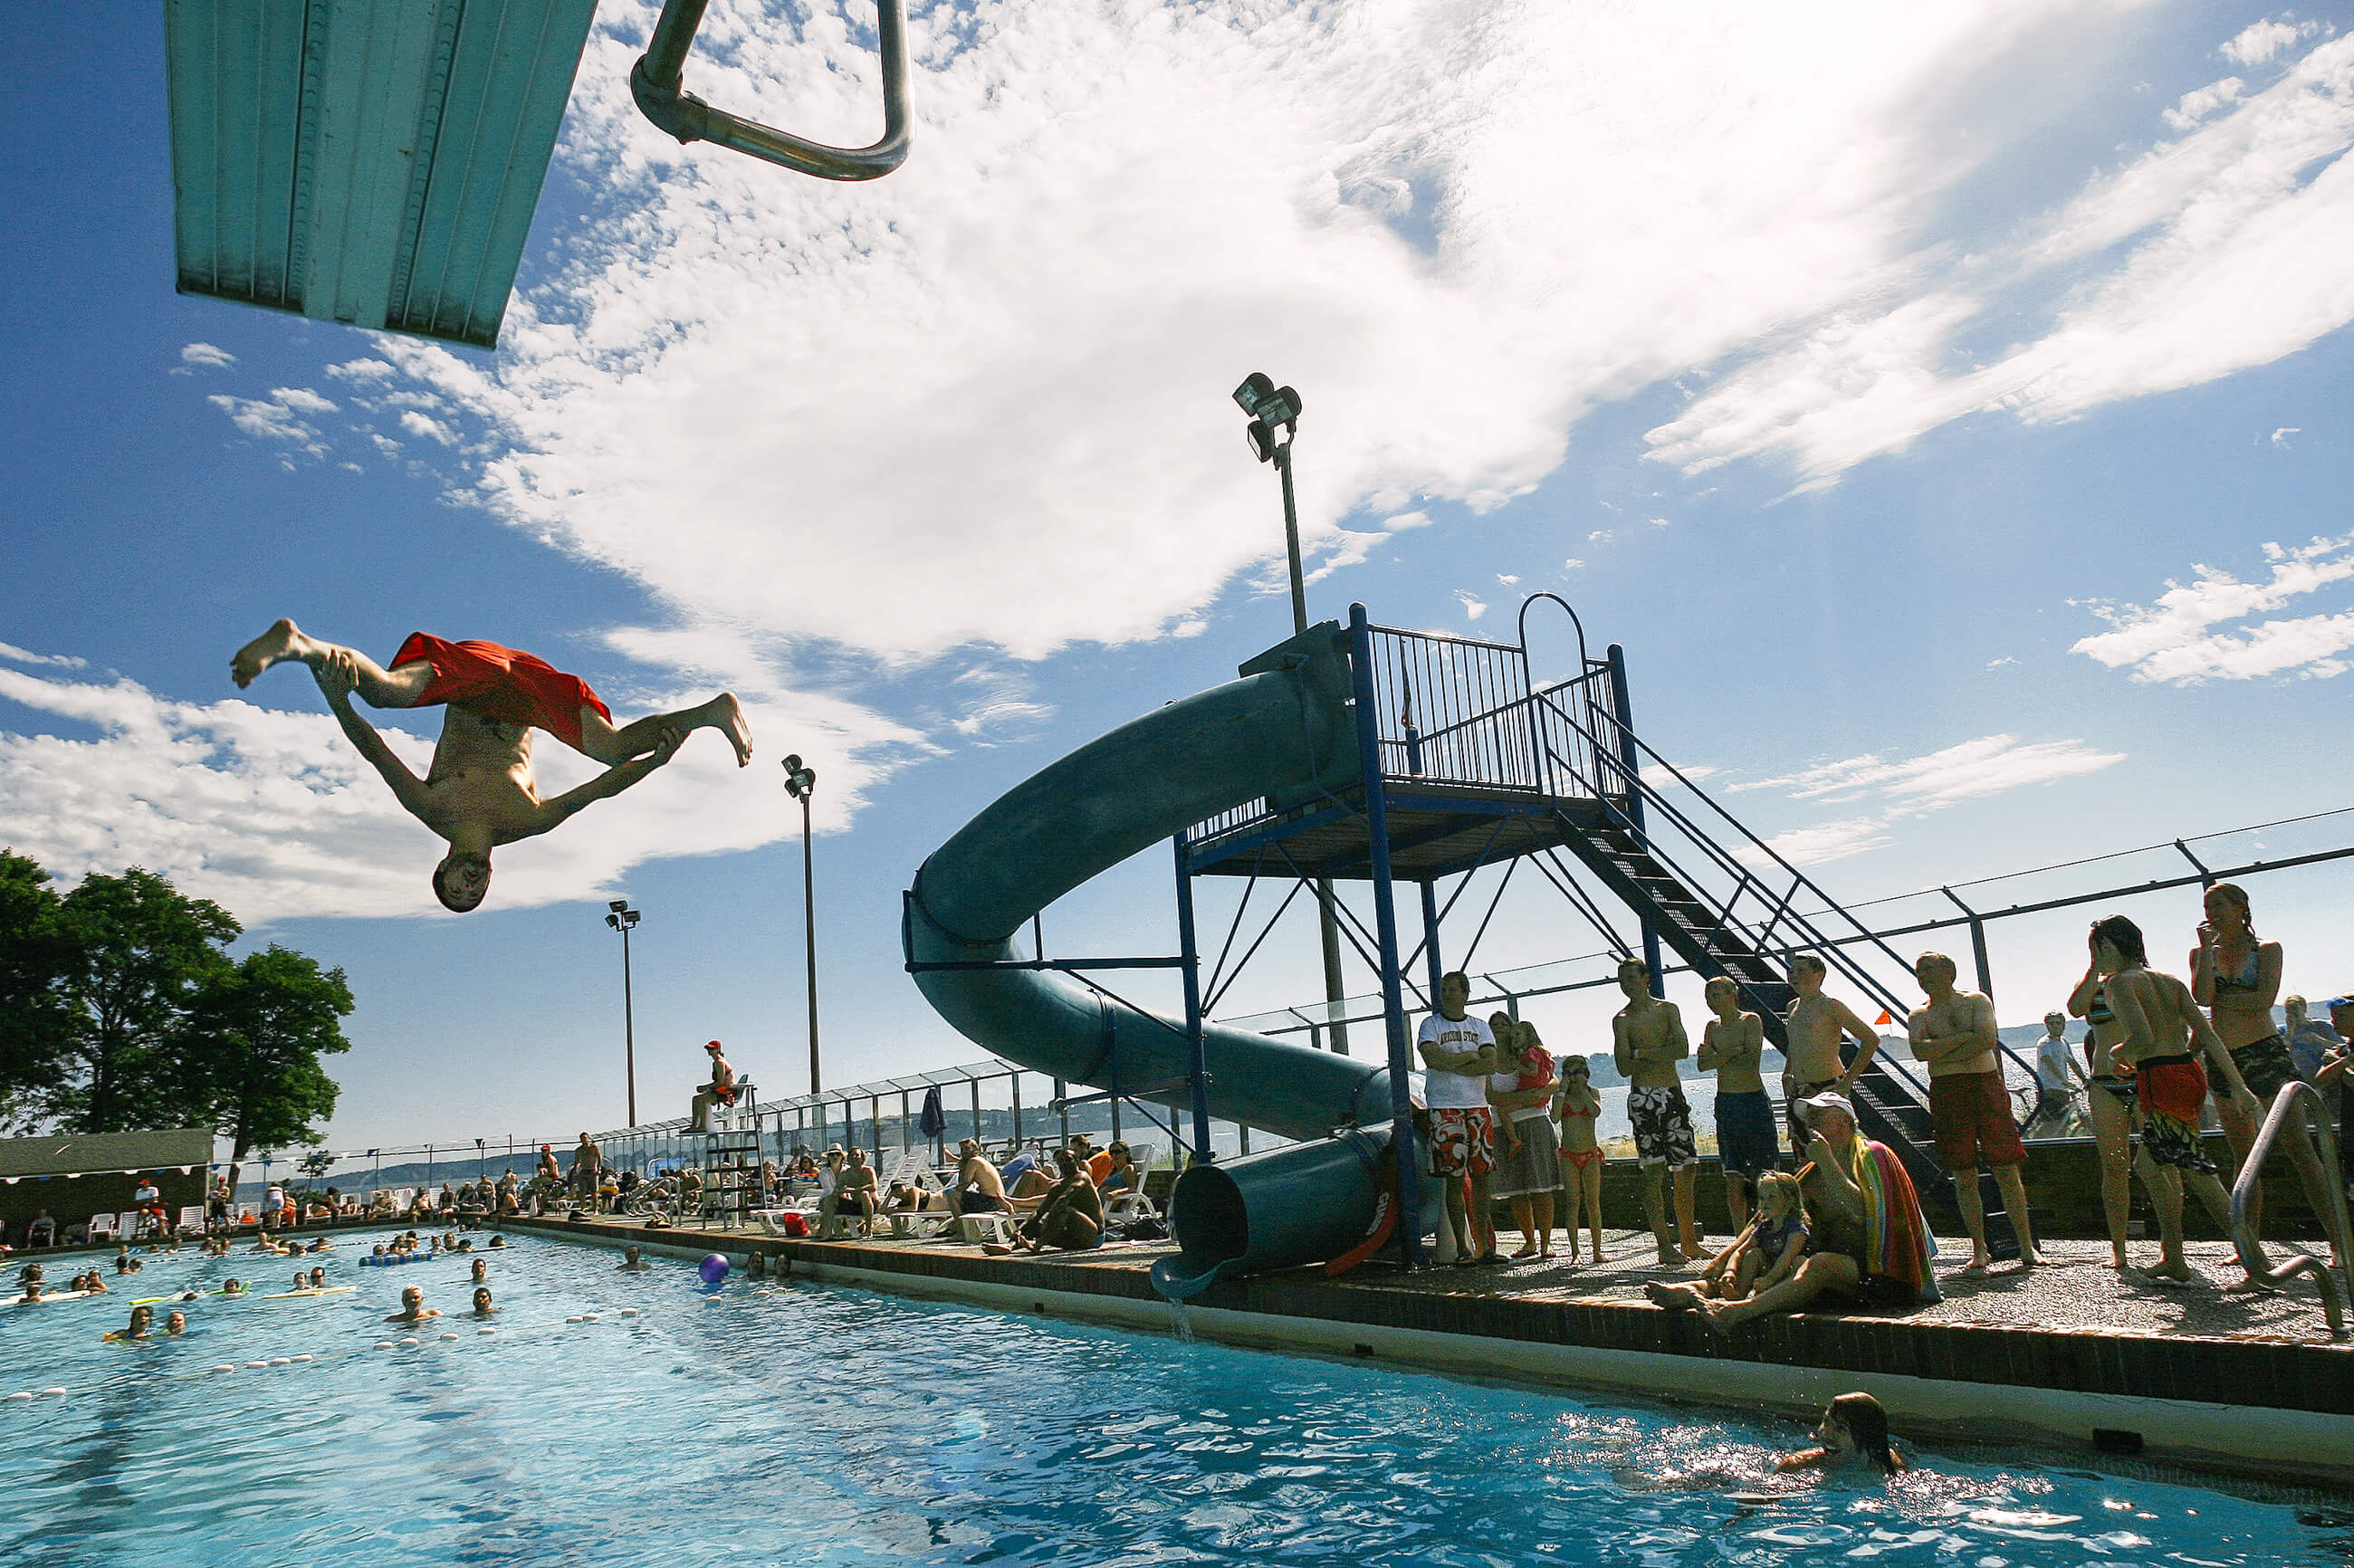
[
  {"xmin": 954, "ymin": 1211, "xmax": 1018, "ymax": 1247},
  {"xmin": 176, "ymin": 1206, "xmax": 206, "ymax": 1236},
  {"xmin": 86, "ymin": 1212, "xmax": 119, "ymax": 1243}
]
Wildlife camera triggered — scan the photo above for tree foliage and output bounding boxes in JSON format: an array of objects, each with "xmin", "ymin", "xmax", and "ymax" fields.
[
  {"xmin": 0, "ymin": 855, "xmax": 352, "ymax": 1158},
  {"xmin": 0, "ymin": 852, "xmax": 76, "ymax": 1130}
]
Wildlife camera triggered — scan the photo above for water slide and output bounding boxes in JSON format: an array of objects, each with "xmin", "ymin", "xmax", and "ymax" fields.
[{"xmin": 902, "ymin": 623, "xmax": 1439, "ymax": 1298}]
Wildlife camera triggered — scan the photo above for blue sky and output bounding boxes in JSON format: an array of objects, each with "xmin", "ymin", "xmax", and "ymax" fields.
[{"xmin": 2, "ymin": 2, "xmax": 2350, "ymax": 1152}]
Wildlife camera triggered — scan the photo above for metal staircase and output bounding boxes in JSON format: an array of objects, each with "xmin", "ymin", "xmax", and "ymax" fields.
[{"xmin": 1535, "ymin": 689, "xmax": 2034, "ymax": 1255}]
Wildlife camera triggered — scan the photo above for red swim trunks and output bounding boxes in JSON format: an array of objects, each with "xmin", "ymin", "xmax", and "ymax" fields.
[
  {"xmin": 1928, "ymin": 1068, "xmax": 2025, "ymax": 1169},
  {"xmin": 391, "ymin": 634, "xmax": 610, "ymax": 754}
]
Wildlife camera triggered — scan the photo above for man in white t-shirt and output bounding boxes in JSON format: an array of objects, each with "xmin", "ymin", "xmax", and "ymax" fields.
[
  {"xmin": 2023, "ymin": 1010, "xmax": 2081, "ymax": 1139},
  {"xmin": 1418, "ymin": 970, "xmax": 1499, "ymax": 1264}
]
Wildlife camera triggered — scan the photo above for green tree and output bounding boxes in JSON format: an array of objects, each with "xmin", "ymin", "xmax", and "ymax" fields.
[
  {"xmin": 180, "ymin": 945, "xmax": 353, "ymax": 1190},
  {"xmin": 55, "ymin": 868, "xmax": 238, "ymax": 1133},
  {"xmin": 0, "ymin": 851, "xmax": 77, "ymax": 1130}
]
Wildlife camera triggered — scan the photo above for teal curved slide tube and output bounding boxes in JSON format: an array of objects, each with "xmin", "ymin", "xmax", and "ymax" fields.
[{"xmin": 904, "ymin": 622, "xmax": 1431, "ymax": 1295}]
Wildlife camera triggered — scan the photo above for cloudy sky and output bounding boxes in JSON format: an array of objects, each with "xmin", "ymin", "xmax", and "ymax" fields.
[{"xmin": 3, "ymin": 2, "xmax": 2349, "ymax": 1152}]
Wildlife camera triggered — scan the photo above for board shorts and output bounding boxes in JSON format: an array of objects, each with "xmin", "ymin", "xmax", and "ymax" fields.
[
  {"xmin": 1491, "ymin": 1114, "xmax": 1560, "ymax": 1198},
  {"xmin": 1428, "ymin": 1106, "xmax": 1497, "ymax": 1177},
  {"xmin": 1928, "ymin": 1069, "xmax": 2026, "ymax": 1170},
  {"xmin": 2227, "ymin": 1034, "xmax": 2296, "ymax": 1108},
  {"xmin": 1714, "ymin": 1088, "xmax": 1779, "ymax": 1179},
  {"xmin": 391, "ymin": 633, "xmax": 611, "ymax": 754},
  {"xmin": 957, "ymin": 1190, "xmax": 1008, "ymax": 1214},
  {"xmin": 1628, "ymin": 1084, "xmax": 1698, "ymax": 1171},
  {"xmin": 2134, "ymin": 1055, "xmax": 2216, "ymax": 1174}
]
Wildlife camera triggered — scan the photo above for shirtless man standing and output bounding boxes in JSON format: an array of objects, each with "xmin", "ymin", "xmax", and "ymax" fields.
[
  {"xmin": 1613, "ymin": 958, "xmax": 1701, "ymax": 1264},
  {"xmin": 1908, "ymin": 951, "xmax": 2039, "ymax": 1271},
  {"xmin": 1782, "ymin": 954, "xmax": 1883, "ymax": 1158},
  {"xmin": 2094, "ymin": 914, "xmax": 2265, "ymax": 1286},
  {"xmin": 233, "ymin": 620, "xmax": 751, "ymax": 912},
  {"xmin": 1698, "ymin": 976, "xmax": 1775, "ymax": 1233}
]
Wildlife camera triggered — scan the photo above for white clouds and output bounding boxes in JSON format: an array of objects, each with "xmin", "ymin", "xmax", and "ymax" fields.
[
  {"xmin": 2165, "ymin": 76, "xmax": 2244, "ymax": 131},
  {"xmin": 1755, "ymin": 816, "xmax": 1893, "ymax": 868},
  {"xmin": 2224, "ymin": 16, "xmax": 2323, "ymax": 67},
  {"xmin": 1453, "ymin": 589, "xmax": 1488, "ymax": 622},
  {"xmin": 0, "ymin": 648, "xmax": 921, "ymax": 924},
  {"xmin": 2072, "ymin": 532, "xmax": 2354, "ymax": 683},
  {"xmin": 328, "ymin": 0, "xmax": 2139, "ymax": 666},
  {"xmin": 177, "ymin": 342, "xmax": 235, "ymax": 370},
  {"xmin": 1380, "ymin": 511, "xmax": 1434, "ymax": 532},
  {"xmin": 0, "ymin": 642, "xmax": 87, "ymax": 670},
  {"xmin": 1647, "ymin": 29, "xmax": 2354, "ymax": 488},
  {"xmin": 1734, "ymin": 732, "xmax": 2126, "ymax": 866},
  {"xmin": 398, "ymin": 410, "xmax": 458, "ymax": 446},
  {"xmin": 2272, "ymin": 425, "xmax": 2301, "ymax": 445},
  {"xmin": 206, "ymin": 387, "xmax": 339, "ymax": 460}
]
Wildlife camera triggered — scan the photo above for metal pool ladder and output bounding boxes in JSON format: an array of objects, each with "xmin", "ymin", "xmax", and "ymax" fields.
[
  {"xmin": 2229, "ymin": 1080, "xmax": 2353, "ymax": 1337},
  {"xmin": 631, "ymin": 0, "xmax": 912, "ymax": 180}
]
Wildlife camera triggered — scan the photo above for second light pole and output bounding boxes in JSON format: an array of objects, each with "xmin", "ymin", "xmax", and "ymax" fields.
[
  {"xmin": 605, "ymin": 899, "xmax": 641, "ymax": 1124},
  {"xmin": 784, "ymin": 754, "xmax": 822, "ymax": 1094},
  {"xmin": 1235, "ymin": 371, "xmax": 1351, "ymax": 1055}
]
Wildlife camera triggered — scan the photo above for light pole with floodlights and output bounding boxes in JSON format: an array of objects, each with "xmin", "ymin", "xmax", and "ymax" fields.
[
  {"xmin": 605, "ymin": 899, "xmax": 641, "ymax": 1124},
  {"xmin": 1234, "ymin": 371, "xmax": 1351, "ymax": 1055},
  {"xmin": 784, "ymin": 755, "xmax": 822, "ymax": 1094}
]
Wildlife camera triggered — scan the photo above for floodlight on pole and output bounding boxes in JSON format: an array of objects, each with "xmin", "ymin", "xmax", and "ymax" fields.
[
  {"xmin": 783, "ymin": 754, "xmax": 823, "ymax": 1095},
  {"xmin": 605, "ymin": 899, "xmax": 642, "ymax": 1125},
  {"xmin": 1232, "ymin": 370, "xmax": 1348, "ymax": 1055}
]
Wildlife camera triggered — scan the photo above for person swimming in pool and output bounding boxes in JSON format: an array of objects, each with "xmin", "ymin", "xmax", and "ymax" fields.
[
  {"xmin": 232, "ymin": 619, "xmax": 751, "ymax": 912},
  {"xmin": 220, "ymin": 1279, "xmax": 244, "ymax": 1296},
  {"xmin": 165, "ymin": 1312, "xmax": 187, "ymax": 1336},
  {"xmin": 103, "ymin": 1305, "xmax": 156, "ymax": 1342},
  {"xmin": 386, "ymin": 1286, "xmax": 441, "ymax": 1324},
  {"xmin": 1776, "ymin": 1391, "xmax": 1906, "ymax": 1476},
  {"xmin": 472, "ymin": 1286, "xmax": 497, "ymax": 1318},
  {"xmin": 618, "ymin": 1245, "xmax": 651, "ymax": 1273},
  {"xmin": 471, "ymin": 1258, "xmax": 489, "ymax": 1285},
  {"xmin": 308, "ymin": 1267, "xmax": 327, "ymax": 1290}
]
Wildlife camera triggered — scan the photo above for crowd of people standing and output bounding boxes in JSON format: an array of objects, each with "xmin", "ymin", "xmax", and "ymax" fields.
[{"xmin": 1416, "ymin": 879, "xmax": 2350, "ymax": 1310}]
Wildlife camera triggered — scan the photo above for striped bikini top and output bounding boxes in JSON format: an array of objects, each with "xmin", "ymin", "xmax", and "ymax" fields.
[{"xmin": 2085, "ymin": 987, "xmax": 2113, "ymax": 1028}]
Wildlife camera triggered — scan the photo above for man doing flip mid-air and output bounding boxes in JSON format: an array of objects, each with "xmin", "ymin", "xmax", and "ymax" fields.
[{"xmin": 233, "ymin": 620, "xmax": 751, "ymax": 911}]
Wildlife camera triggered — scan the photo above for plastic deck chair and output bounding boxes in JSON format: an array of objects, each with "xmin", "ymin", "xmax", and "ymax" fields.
[
  {"xmin": 176, "ymin": 1206, "xmax": 205, "ymax": 1237},
  {"xmin": 86, "ymin": 1212, "xmax": 119, "ymax": 1243}
]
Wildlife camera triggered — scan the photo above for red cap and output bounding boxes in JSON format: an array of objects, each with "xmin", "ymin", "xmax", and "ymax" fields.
[{"xmin": 705, "ymin": 1040, "xmax": 723, "ymax": 1051}]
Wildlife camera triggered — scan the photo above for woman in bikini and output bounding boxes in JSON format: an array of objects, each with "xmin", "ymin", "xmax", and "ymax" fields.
[
  {"xmin": 1554, "ymin": 1054, "xmax": 1605, "ymax": 1263},
  {"xmin": 2190, "ymin": 883, "xmax": 2316, "ymax": 1239},
  {"xmin": 2067, "ymin": 963, "xmax": 2139, "ymax": 1270}
]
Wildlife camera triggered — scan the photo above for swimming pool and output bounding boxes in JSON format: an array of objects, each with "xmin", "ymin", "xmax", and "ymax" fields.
[{"xmin": 1, "ymin": 1229, "xmax": 2342, "ymax": 1566}]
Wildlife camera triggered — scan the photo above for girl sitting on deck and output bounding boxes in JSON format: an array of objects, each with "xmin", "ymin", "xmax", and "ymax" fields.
[{"xmin": 1697, "ymin": 1171, "xmax": 1808, "ymax": 1303}]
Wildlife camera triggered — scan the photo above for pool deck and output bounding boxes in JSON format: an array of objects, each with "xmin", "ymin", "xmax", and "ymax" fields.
[{"xmin": 511, "ymin": 1212, "xmax": 2354, "ymax": 1491}]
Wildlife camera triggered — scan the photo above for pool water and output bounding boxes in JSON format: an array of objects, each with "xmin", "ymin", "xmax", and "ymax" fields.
[{"xmin": 0, "ymin": 1229, "xmax": 2343, "ymax": 1566}]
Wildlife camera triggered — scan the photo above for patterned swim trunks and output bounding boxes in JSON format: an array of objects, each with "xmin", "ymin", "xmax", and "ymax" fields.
[
  {"xmin": 1427, "ymin": 1106, "xmax": 1497, "ymax": 1177},
  {"xmin": 1628, "ymin": 1084, "xmax": 1698, "ymax": 1171}
]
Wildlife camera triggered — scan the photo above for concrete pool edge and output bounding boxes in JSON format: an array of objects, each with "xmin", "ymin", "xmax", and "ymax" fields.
[{"xmin": 508, "ymin": 1217, "xmax": 2354, "ymax": 1493}]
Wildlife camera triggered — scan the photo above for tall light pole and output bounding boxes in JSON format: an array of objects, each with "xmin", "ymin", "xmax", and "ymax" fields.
[
  {"xmin": 1235, "ymin": 371, "xmax": 1350, "ymax": 1054},
  {"xmin": 606, "ymin": 899, "xmax": 641, "ymax": 1124},
  {"xmin": 784, "ymin": 754, "xmax": 822, "ymax": 1094}
]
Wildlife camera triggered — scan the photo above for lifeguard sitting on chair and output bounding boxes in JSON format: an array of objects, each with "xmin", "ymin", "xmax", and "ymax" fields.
[{"xmin": 687, "ymin": 1041, "xmax": 737, "ymax": 1132}]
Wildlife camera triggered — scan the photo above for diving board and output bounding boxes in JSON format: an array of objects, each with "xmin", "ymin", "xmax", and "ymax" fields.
[{"xmin": 163, "ymin": 0, "xmax": 598, "ymax": 349}]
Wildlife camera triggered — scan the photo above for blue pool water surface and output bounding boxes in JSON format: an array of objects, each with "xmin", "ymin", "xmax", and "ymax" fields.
[{"xmin": 0, "ymin": 1229, "xmax": 2342, "ymax": 1566}]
